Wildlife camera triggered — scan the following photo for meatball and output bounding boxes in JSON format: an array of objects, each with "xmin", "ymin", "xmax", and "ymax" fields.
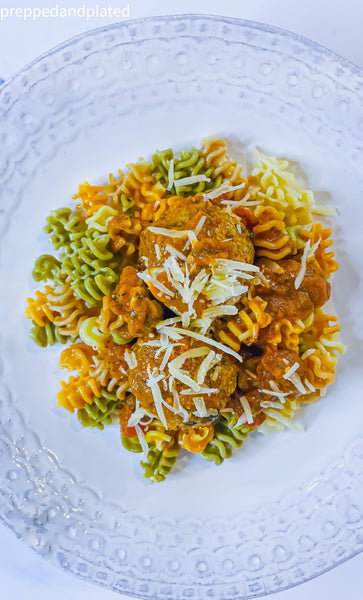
[
  {"xmin": 128, "ymin": 331, "xmax": 238, "ymax": 428},
  {"xmin": 238, "ymin": 346, "xmax": 308, "ymax": 397},
  {"xmin": 255, "ymin": 258, "xmax": 331, "ymax": 324},
  {"xmin": 138, "ymin": 196, "xmax": 255, "ymax": 319}
]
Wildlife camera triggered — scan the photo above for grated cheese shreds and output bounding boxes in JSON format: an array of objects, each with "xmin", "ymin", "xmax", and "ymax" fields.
[
  {"xmin": 294, "ymin": 239, "xmax": 311, "ymax": 290},
  {"xmin": 213, "ymin": 258, "xmax": 259, "ymax": 273},
  {"xmin": 159, "ymin": 326, "xmax": 242, "ymax": 362},
  {"xmin": 148, "ymin": 278, "xmax": 174, "ymax": 298},
  {"xmin": 202, "ymin": 305, "xmax": 238, "ymax": 319},
  {"xmin": 174, "ymin": 174, "xmax": 210, "ymax": 187},
  {"xmin": 156, "ymin": 316, "xmax": 182, "ymax": 328},
  {"xmin": 204, "ymin": 182, "xmax": 246, "ymax": 200},
  {"xmin": 180, "ymin": 386, "xmax": 218, "ymax": 395},
  {"xmin": 312, "ymin": 206, "xmax": 337, "ymax": 216},
  {"xmin": 301, "ymin": 348, "xmax": 316, "ymax": 360},
  {"xmin": 307, "ymin": 238, "xmax": 321, "ymax": 259},
  {"xmin": 235, "ymin": 413, "xmax": 248, "ymax": 428},
  {"xmin": 147, "ymin": 226, "xmax": 195, "ymax": 240},
  {"xmin": 196, "ymin": 350, "xmax": 217, "ymax": 385},
  {"xmin": 304, "ymin": 379, "xmax": 316, "ymax": 392},
  {"xmin": 168, "ymin": 346, "xmax": 211, "ymax": 370},
  {"xmin": 170, "ymin": 380, "xmax": 189, "ymax": 422},
  {"xmin": 240, "ymin": 395, "xmax": 254, "ymax": 424},
  {"xmin": 166, "ymin": 244, "xmax": 187, "ymax": 262},
  {"xmin": 194, "ymin": 215, "xmax": 207, "ymax": 237},
  {"xmin": 283, "ymin": 362, "xmax": 300, "ymax": 380},
  {"xmin": 287, "ymin": 372, "xmax": 307, "ymax": 395},
  {"xmin": 155, "ymin": 244, "xmax": 161, "ymax": 261},
  {"xmin": 159, "ymin": 345, "xmax": 175, "ymax": 372},
  {"xmin": 262, "ymin": 408, "xmax": 303, "ymax": 431},
  {"xmin": 193, "ymin": 397, "xmax": 208, "ymax": 418},
  {"xmin": 147, "ymin": 375, "xmax": 168, "ymax": 429},
  {"xmin": 169, "ymin": 366, "xmax": 200, "ymax": 391},
  {"xmin": 135, "ymin": 425, "xmax": 149, "ymax": 461},
  {"xmin": 167, "ymin": 159, "xmax": 174, "ymax": 191},
  {"xmin": 124, "ymin": 351, "xmax": 137, "ymax": 370}
]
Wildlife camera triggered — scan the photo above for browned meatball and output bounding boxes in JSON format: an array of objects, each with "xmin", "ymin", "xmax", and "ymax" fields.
[
  {"xmin": 128, "ymin": 332, "xmax": 238, "ymax": 428},
  {"xmin": 255, "ymin": 258, "xmax": 331, "ymax": 324},
  {"xmin": 138, "ymin": 196, "xmax": 255, "ymax": 318},
  {"xmin": 238, "ymin": 346, "xmax": 308, "ymax": 397}
]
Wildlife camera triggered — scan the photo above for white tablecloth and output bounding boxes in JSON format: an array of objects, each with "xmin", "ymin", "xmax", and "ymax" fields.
[{"xmin": 1, "ymin": 0, "xmax": 362, "ymax": 598}]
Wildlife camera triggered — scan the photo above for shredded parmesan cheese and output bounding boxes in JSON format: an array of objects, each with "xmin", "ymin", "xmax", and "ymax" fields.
[
  {"xmin": 204, "ymin": 182, "xmax": 246, "ymax": 200},
  {"xmin": 294, "ymin": 239, "xmax": 311, "ymax": 289},
  {"xmin": 193, "ymin": 397, "xmax": 208, "ymax": 418},
  {"xmin": 167, "ymin": 159, "xmax": 174, "ymax": 191},
  {"xmin": 240, "ymin": 395, "xmax": 254, "ymax": 424},
  {"xmin": 301, "ymin": 348, "xmax": 316, "ymax": 360},
  {"xmin": 124, "ymin": 351, "xmax": 137, "ymax": 370},
  {"xmin": 235, "ymin": 413, "xmax": 248, "ymax": 428},
  {"xmin": 174, "ymin": 174, "xmax": 210, "ymax": 187},
  {"xmin": 196, "ymin": 350, "xmax": 217, "ymax": 384},
  {"xmin": 158, "ymin": 326, "xmax": 242, "ymax": 362},
  {"xmin": 201, "ymin": 305, "xmax": 238, "ymax": 319},
  {"xmin": 213, "ymin": 258, "xmax": 259, "ymax": 273},
  {"xmin": 304, "ymin": 379, "xmax": 316, "ymax": 392},
  {"xmin": 194, "ymin": 215, "xmax": 207, "ymax": 237},
  {"xmin": 165, "ymin": 244, "xmax": 187, "ymax": 262},
  {"xmin": 135, "ymin": 424, "xmax": 149, "ymax": 460},
  {"xmin": 283, "ymin": 362, "xmax": 300, "ymax": 380}
]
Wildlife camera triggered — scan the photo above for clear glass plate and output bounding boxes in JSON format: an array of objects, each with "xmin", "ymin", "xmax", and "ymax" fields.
[{"xmin": 0, "ymin": 15, "xmax": 362, "ymax": 599}]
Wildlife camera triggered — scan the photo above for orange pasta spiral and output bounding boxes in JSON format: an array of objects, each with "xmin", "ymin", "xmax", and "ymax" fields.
[
  {"xmin": 200, "ymin": 138, "xmax": 244, "ymax": 184},
  {"xmin": 252, "ymin": 205, "xmax": 296, "ymax": 260},
  {"xmin": 299, "ymin": 223, "xmax": 338, "ymax": 278},
  {"xmin": 25, "ymin": 288, "xmax": 56, "ymax": 326},
  {"xmin": 302, "ymin": 349, "xmax": 337, "ymax": 389},
  {"xmin": 57, "ymin": 374, "xmax": 102, "ymax": 412},
  {"xmin": 59, "ymin": 342, "xmax": 95, "ymax": 375},
  {"xmin": 107, "ymin": 214, "xmax": 143, "ymax": 255}
]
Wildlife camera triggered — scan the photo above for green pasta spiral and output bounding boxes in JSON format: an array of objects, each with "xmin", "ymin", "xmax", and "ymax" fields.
[
  {"xmin": 44, "ymin": 208, "xmax": 87, "ymax": 250},
  {"xmin": 77, "ymin": 390, "xmax": 122, "ymax": 430},
  {"xmin": 30, "ymin": 319, "xmax": 69, "ymax": 347},
  {"xmin": 201, "ymin": 413, "xmax": 253, "ymax": 465},
  {"xmin": 285, "ymin": 225, "xmax": 304, "ymax": 251},
  {"xmin": 141, "ymin": 443, "xmax": 180, "ymax": 482},
  {"xmin": 44, "ymin": 207, "xmax": 123, "ymax": 308},
  {"xmin": 61, "ymin": 229, "xmax": 121, "ymax": 306},
  {"xmin": 32, "ymin": 254, "xmax": 63, "ymax": 284},
  {"xmin": 152, "ymin": 147, "xmax": 223, "ymax": 196},
  {"xmin": 121, "ymin": 435, "xmax": 142, "ymax": 453}
]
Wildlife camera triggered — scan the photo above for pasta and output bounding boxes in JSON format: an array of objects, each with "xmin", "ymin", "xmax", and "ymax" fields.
[{"xmin": 26, "ymin": 138, "xmax": 344, "ymax": 481}]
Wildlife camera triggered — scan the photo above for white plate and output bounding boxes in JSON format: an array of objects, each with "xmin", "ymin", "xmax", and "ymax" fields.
[{"xmin": 0, "ymin": 15, "xmax": 362, "ymax": 599}]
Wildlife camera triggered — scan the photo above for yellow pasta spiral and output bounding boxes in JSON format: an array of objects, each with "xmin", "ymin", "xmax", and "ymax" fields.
[
  {"xmin": 89, "ymin": 355, "xmax": 129, "ymax": 400},
  {"xmin": 145, "ymin": 420, "xmax": 174, "ymax": 450},
  {"xmin": 251, "ymin": 150, "xmax": 314, "ymax": 226},
  {"xmin": 47, "ymin": 279, "xmax": 92, "ymax": 337},
  {"xmin": 218, "ymin": 296, "xmax": 272, "ymax": 351}
]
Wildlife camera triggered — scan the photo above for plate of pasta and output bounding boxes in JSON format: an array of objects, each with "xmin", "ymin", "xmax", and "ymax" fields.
[{"xmin": 1, "ymin": 14, "xmax": 363, "ymax": 600}]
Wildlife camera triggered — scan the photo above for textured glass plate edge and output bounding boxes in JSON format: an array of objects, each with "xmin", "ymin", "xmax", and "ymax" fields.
[{"xmin": 0, "ymin": 13, "xmax": 362, "ymax": 600}]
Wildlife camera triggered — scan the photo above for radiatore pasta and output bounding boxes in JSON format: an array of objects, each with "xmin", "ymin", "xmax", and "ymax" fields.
[{"xmin": 26, "ymin": 138, "xmax": 345, "ymax": 481}]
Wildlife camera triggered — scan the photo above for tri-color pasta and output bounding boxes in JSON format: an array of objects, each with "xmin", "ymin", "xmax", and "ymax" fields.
[{"xmin": 26, "ymin": 138, "xmax": 345, "ymax": 481}]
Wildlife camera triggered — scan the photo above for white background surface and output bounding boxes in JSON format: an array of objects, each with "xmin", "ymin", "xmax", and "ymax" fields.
[{"xmin": 0, "ymin": 0, "xmax": 362, "ymax": 598}]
